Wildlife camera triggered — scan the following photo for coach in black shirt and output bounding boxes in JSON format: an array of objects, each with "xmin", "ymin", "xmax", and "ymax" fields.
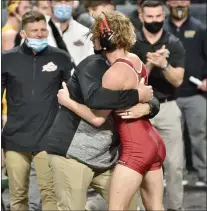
[
  {"xmin": 132, "ymin": 1, "xmax": 185, "ymax": 211},
  {"xmin": 165, "ymin": 0, "xmax": 207, "ymax": 186}
]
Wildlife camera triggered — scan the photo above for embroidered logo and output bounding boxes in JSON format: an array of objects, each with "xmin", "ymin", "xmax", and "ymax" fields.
[
  {"xmin": 42, "ymin": 62, "xmax": 57, "ymax": 72},
  {"xmin": 73, "ymin": 39, "xmax": 84, "ymax": 46}
]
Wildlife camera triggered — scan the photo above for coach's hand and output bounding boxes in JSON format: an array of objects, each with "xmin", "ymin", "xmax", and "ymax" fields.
[
  {"xmin": 116, "ymin": 103, "xmax": 150, "ymax": 119},
  {"xmin": 138, "ymin": 78, "xmax": 153, "ymax": 103},
  {"xmin": 57, "ymin": 82, "xmax": 71, "ymax": 106}
]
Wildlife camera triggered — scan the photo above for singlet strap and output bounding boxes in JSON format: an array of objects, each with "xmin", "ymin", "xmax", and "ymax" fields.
[{"xmin": 114, "ymin": 58, "xmax": 140, "ymax": 85}]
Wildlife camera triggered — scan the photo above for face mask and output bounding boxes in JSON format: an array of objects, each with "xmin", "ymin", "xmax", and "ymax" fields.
[
  {"xmin": 144, "ymin": 21, "xmax": 164, "ymax": 34},
  {"xmin": 54, "ymin": 5, "xmax": 72, "ymax": 22},
  {"xmin": 26, "ymin": 38, "xmax": 48, "ymax": 52},
  {"xmin": 94, "ymin": 48, "xmax": 103, "ymax": 54},
  {"xmin": 90, "ymin": 16, "xmax": 95, "ymax": 23},
  {"xmin": 170, "ymin": 6, "xmax": 189, "ymax": 20}
]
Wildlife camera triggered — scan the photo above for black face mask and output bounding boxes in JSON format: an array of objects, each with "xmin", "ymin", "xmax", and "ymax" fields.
[
  {"xmin": 144, "ymin": 21, "xmax": 164, "ymax": 34},
  {"xmin": 94, "ymin": 48, "xmax": 103, "ymax": 54}
]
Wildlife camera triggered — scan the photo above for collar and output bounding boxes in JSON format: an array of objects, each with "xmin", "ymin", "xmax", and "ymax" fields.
[
  {"xmin": 50, "ymin": 16, "xmax": 74, "ymax": 34},
  {"xmin": 139, "ymin": 28, "xmax": 168, "ymax": 44},
  {"xmin": 20, "ymin": 41, "xmax": 49, "ymax": 56}
]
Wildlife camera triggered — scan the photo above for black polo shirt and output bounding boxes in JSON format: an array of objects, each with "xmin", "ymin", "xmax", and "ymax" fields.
[
  {"xmin": 131, "ymin": 29, "xmax": 185, "ymax": 100},
  {"xmin": 164, "ymin": 16, "xmax": 206, "ymax": 97}
]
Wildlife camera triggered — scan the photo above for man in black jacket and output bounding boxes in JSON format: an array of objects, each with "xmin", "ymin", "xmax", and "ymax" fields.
[
  {"xmin": 1, "ymin": 11, "xmax": 73, "ymax": 211},
  {"xmin": 165, "ymin": 0, "xmax": 207, "ymax": 187},
  {"xmin": 46, "ymin": 41, "xmax": 159, "ymax": 211}
]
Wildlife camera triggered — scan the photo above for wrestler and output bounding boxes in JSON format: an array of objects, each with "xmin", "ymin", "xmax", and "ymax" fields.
[{"xmin": 57, "ymin": 11, "xmax": 166, "ymax": 211}]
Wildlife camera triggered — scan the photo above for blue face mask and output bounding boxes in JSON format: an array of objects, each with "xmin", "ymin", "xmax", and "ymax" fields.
[
  {"xmin": 90, "ymin": 16, "xmax": 95, "ymax": 23},
  {"xmin": 26, "ymin": 38, "xmax": 48, "ymax": 52},
  {"xmin": 54, "ymin": 5, "xmax": 72, "ymax": 22}
]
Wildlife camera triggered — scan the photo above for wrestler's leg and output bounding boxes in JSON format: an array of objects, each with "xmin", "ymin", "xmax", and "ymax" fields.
[
  {"xmin": 140, "ymin": 168, "xmax": 164, "ymax": 211},
  {"xmin": 108, "ymin": 164, "xmax": 142, "ymax": 211}
]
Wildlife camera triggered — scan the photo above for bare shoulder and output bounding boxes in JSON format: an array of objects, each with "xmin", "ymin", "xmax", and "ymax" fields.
[
  {"xmin": 128, "ymin": 53, "xmax": 142, "ymax": 70},
  {"xmin": 102, "ymin": 62, "xmax": 129, "ymax": 90},
  {"xmin": 2, "ymin": 30, "xmax": 17, "ymax": 37},
  {"xmin": 2, "ymin": 30, "xmax": 17, "ymax": 43}
]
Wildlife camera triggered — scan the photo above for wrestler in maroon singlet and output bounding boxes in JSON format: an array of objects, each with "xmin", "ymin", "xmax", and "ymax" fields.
[{"xmin": 113, "ymin": 58, "xmax": 166, "ymax": 175}]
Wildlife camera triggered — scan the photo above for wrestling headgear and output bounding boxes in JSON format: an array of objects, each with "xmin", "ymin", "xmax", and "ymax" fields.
[{"xmin": 99, "ymin": 12, "xmax": 116, "ymax": 52}]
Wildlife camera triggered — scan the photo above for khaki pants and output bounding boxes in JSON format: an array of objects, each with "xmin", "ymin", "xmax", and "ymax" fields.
[
  {"xmin": 6, "ymin": 151, "xmax": 57, "ymax": 211},
  {"xmin": 150, "ymin": 101, "xmax": 184, "ymax": 210},
  {"xmin": 49, "ymin": 154, "xmax": 138, "ymax": 211}
]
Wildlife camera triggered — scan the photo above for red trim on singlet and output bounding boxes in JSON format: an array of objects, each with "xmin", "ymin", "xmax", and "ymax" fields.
[
  {"xmin": 114, "ymin": 58, "xmax": 149, "ymax": 85},
  {"xmin": 115, "ymin": 58, "xmax": 134, "ymax": 69}
]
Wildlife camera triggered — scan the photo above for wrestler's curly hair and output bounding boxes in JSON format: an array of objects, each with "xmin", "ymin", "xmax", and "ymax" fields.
[{"xmin": 90, "ymin": 11, "xmax": 136, "ymax": 51}]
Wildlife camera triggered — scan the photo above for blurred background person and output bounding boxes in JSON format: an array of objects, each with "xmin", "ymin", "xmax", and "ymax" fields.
[
  {"xmin": 33, "ymin": 0, "xmax": 52, "ymax": 16},
  {"xmin": 128, "ymin": 0, "xmax": 144, "ymax": 31},
  {"xmin": 46, "ymin": 0, "xmax": 94, "ymax": 67},
  {"xmin": 77, "ymin": 0, "xmax": 116, "ymax": 28},
  {"xmin": 132, "ymin": 1, "xmax": 185, "ymax": 210},
  {"xmin": 165, "ymin": 0, "xmax": 207, "ymax": 187},
  {"xmin": 2, "ymin": 0, "xmax": 32, "ymax": 127},
  {"xmin": 2, "ymin": 0, "xmax": 32, "ymax": 51}
]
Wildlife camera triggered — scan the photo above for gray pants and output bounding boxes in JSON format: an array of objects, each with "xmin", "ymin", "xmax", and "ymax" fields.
[
  {"xmin": 177, "ymin": 94, "xmax": 207, "ymax": 181},
  {"xmin": 150, "ymin": 100, "xmax": 184, "ymax": 210},
  {"xmin": 29, "ymin": 161, "xmax": 41, "ymax": 211}
]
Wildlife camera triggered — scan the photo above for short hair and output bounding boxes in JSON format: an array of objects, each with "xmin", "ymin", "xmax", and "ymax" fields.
[
  {"xmin": 90, "ymin": 11, "xmax": 136, "ymax": 51},
  {"xmin": 84, "ymin": 0, "xmax": 115, "ymax": 9},
  {"xmin": 21, "ymin": 11, "xmax": 46, "ymax": 29},
  {"xmin": 141, "ymin": 0, "xmax": 163, "ymax": 10},
  {"xmin": 35, "ymin": 0, "xmax": 48, "ymax": 7}
]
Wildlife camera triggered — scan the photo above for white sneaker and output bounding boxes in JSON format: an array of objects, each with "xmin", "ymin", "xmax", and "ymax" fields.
[
  {"xmin": 195, "ymin": 180, "xmax": 207, "ymax": 187},
  {"xmin": 182, "ymin": 179, "xmax": 188, "ymax": 186}
]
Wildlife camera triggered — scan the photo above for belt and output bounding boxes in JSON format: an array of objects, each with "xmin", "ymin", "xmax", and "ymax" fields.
[{"xmin": 159, "ymin": 96, "xmax": 174, "ymax": 103}]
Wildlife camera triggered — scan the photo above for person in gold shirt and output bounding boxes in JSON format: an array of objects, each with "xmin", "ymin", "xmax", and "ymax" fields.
[{"xmin": 2, "ymin": 0, "xmax": 32, "ymax": 127}]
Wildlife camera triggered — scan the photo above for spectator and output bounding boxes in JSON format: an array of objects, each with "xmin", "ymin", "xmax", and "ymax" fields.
[
  {"xmin": 128, "ymin": 0, "xmax": 143, "ymax": 31},
  {"xmin": 2, "ymin": 0, "xmax": 32, "ymax": 51},
  {"xmin": 47, "ymin": 0, "xmax": 94, "ymax": 66},
  {"xmin": 1, "ymin": 11, "xmax": 72, "ymax": 211},
  {"xmin": 2, "ymin": 0, "xmax": 32, "ymax": 128},
  {"xmin": 77, "ymin": 0, "xmax": 116, "ymax": 28},
  {"xmin": 131, "ymin": 1, "xmax": 185, "ymax": 210},
  {"xmin": 2, "ymin": 0, "xmax": 32, "ymax": 127},
  {"xmin": 165, "ymin": 0, "xmax": 207, "ymax": 186},
  {"xmin": 33, "ymin": 0, "xmax": 52, "ymax": 16}
]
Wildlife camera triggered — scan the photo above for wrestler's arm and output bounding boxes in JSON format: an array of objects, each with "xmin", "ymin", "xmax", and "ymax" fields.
[
  {"xmin": 60, "ymin": 63, "xmax": 141, "ymax": 127},
  {"xmin": 78, "ymin": 58, "xmax": 139, "ymax": 109}
]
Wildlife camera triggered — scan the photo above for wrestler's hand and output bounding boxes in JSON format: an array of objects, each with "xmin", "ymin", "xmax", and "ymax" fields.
[
  {"xmin": 198, "ymin": 79, "xmax": 207, "ymax": 92},
  {"xmin": 57, "ymin": 82, "xmax": 71, "ymax": 106},
  {"xmin": 116, "ymin": 103, "xmax": 150, "ymax": 119},
  {"xmin": 138, "ymin": 78, "xmax": 153, "ymax": 103}
]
